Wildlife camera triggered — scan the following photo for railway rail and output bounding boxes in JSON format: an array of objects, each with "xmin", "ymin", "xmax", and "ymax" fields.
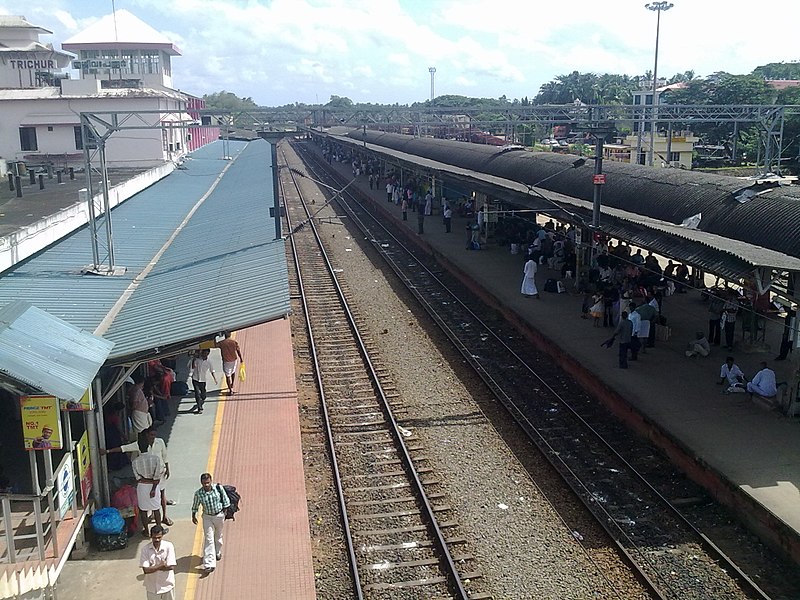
[
  {"xmin": 289, "ymin": 138, "xmax": 773, "ymax": 600},
  {"xmin": 279, "ymin": 149, "xmax": 487, "ymax": 599}
]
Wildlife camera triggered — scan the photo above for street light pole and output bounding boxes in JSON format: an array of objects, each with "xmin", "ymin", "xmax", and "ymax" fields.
[
  {"xmin": 429, "ymin": 67, "xmax": 436, "ymax": 104},
  {"xmin": 645, "ymin": 1, "xmax": 674, "ymax": 167}
]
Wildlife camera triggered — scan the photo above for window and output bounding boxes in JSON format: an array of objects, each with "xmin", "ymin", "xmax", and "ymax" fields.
[
  {"xmin": 669, "ymin": 152, "xmax": 681, "ymax": 163},
  {"xmin": 74, "ymin": 125, "xmax": 98, "ymax": 150},
  {"xmin": 645, "ymin": 94, "xmax": 653, "ymax": 105},
  {"xmin": 19, "ymin": 127, "xmax": 38, "ymax": 151}
]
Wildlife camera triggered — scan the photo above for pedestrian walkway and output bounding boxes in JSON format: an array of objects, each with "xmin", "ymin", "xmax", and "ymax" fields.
[
  {"xmin": 57, "ymin": 319, "xmax": 316, "ymax": 600},
  {"xmin": 313, "ymin": 141, "xmax": 800, "ymax": 564},
  {"xmin": 190, "ymin": 319, "xmax": 316, "ymax": 600}
]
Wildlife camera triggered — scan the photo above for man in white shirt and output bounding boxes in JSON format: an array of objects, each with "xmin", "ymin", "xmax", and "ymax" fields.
[
  {"xmin": 103, "ymin": 427, "xmax": 174, "ymax": 527},
  {"xmin": 718, "ymin": 356, "xmax": 746, "ymax": 394},
  {"xmin": 140, "ymin": 525, "xmax": 176, "ymax": 600},
  {"xmin": 189, "ymin": 349, "xmax": 218, "ymax": 414},
  {"xmin": 628, "ymin": 302, "xmax": 642, "ymax": 360},
  {"xmin": 747, "ymin": 361, "xmax": 778, "ymax": 397}
]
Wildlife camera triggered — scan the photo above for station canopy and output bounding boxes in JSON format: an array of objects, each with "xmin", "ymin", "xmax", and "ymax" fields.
[{"xmin": 0, "ymin": 139, "xmax": 290, "ymax": 370}]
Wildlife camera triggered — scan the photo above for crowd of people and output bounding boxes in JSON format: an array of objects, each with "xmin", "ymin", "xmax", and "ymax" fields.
[
  {"xmin": 317, "ymin": 138, "xmax": 793, "ymax": 409},
  {"xmin": 99, "ymin": 336, "xmax": 244, "ymax": 597}
]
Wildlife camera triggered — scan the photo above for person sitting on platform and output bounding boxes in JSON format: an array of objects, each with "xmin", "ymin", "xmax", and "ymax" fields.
[
  {"xmin": 747, "ymin": 361, "xmax": 778, "ymax": 398},
  {"xmin": 685, "ymin": 332, "xmax": 711, "ymax": 358},
  {"xmin": 718, "ymin": 356, "xmax": 747, "ymax": 394}
]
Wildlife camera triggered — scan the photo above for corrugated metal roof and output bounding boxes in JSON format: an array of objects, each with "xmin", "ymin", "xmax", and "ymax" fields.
[
  {"xmin": 0, "ymin": 300, "xmax": 113, "ymax": 401},
  {"xmin": 0, "ymin": 139, "xmax": 289, "ymax": 366},
  {"xmin": 339, "ymin": 130, "xmax": 800, "ymax": 272},
  {"xmin": 103, "ymin": 140, "xmax": 290, "ymax": 361}
]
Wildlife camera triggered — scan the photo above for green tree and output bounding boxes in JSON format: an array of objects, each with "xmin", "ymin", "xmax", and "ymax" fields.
[
  {"xmin": 202, "ymin": 90, "xmax": 259, "ymax": 110},
  {"xmin": 752, "ymin": 61, "xmax": 800, "ymax": 80},
  {"xmin": 326, "ymin": 95, "xmax": 354, "ymax": 108}
]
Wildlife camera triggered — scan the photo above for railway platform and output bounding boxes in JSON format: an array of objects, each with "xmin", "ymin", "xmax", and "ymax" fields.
[
  {"xmin": 57, "ymin": 319, "xmax": 316, "ymax": 600},
  {"xmin": 309, "ymin": 141, "xmax": 800, "ymax": 564}
]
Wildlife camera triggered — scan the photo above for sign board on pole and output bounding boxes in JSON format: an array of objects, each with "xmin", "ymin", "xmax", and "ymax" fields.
[
  {"xmin": 21, "ymin": 395, "xmax": 63, "ymax": 450},
  {"xmin": 61, "ymin": 388, "xmax": 92, "ymax": 412},
  {"xmin": 593, "ymin": 174, "xmax": 607, "ymax": 185},
  {"xmin": 76, "ymin": 431, "xmax": 93, "ymax": 505},
  {"xmin": 56, "ymin": 455, "xmax": 75, "ymax": 519}
]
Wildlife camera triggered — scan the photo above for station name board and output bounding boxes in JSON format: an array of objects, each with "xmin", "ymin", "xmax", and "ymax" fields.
[
  {"xmin": 72, "ymin": 59, "xmax": 128, "ymax": 70},
  {"xmin": 10, "ymin": 59, "xmax": 56, "ymax": 70}
]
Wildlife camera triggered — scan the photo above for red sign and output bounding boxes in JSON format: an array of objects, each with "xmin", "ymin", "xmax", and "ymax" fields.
[{"xmin": 593, "ymin": 174, "xmax": 607, "ymax": 185}]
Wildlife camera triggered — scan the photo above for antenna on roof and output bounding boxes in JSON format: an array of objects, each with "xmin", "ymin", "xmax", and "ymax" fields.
[{"xmin": 111, "ymin": 0, "xmax": 119, "ymax": 41}]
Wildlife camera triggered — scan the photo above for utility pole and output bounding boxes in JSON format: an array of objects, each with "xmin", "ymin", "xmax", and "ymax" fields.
[
  {"xmin": 429, "ymin": 67, "xmax": 436, "ymax": 104},
  {"xmin": 645, "ymin": 2, "xmax": 674, "ymax": 167}
]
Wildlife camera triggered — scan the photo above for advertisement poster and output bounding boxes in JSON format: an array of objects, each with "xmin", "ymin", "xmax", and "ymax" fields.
[
  {"xmin": 20, "ymin": 395, "xmax": 62, "ymax": 450},
  {"xmin": 56, "ymin": 456, "xmax": 75, "ymax": 519},
  {"xmin": 76, "ymin": 431, "xmax": 92, "ymax": 505},
  {"xmin": 61, "ymin": 388, "xmax": 92, "ymax": 412}
]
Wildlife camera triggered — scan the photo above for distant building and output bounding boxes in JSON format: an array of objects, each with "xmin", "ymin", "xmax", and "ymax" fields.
[{"xmin": 0, "ymin": 10, "xmax": 217, "ymax": 172}]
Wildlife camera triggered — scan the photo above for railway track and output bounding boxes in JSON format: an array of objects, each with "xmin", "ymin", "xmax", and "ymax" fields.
[
  {"xmin": 279, "ymin": 149, "xmax": 487, "ymax": 599},
  {"xmin": 289, "ymin": 138, "xmax": 772, "ymax": 600}
]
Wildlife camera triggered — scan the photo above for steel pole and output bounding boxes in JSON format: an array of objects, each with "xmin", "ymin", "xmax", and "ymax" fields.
[
  {"xmin": 649, "ymin": 8, "xmax": 661, "ymax": 167},
  {"xmin": 592, "ymin": 135, "xmax": 605, "ymax": 229}
]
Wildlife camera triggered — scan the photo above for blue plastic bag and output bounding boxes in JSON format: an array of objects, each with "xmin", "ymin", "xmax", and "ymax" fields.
[{"xmin": 92, "ymin": 507, "xmax": 125, "ymax": 535}]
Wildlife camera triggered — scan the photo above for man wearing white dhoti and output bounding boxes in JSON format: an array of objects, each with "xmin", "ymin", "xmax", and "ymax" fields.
[
  {"xmin": 132, "ymin": 442, "xmax": 167, "ymax": 536},
  {"xmin": 521, "ymin": 259, "xmax": 540, "ymax": 298}
]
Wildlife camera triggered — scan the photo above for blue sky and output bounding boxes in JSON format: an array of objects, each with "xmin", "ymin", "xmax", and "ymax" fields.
[{"xmin": 3, "ymin": 0, "xmax": 800, "ymax": 106}]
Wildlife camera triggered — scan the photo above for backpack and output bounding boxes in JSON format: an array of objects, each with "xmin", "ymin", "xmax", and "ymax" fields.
[{"xmin": 217, "ymin": 484, "xmax": 241, "ymax": 520}]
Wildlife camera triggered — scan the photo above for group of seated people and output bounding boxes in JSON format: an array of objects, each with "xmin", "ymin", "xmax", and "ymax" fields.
[{"xmin": 717, "ymin": 356, "xmax": 780, "ymax": 399}]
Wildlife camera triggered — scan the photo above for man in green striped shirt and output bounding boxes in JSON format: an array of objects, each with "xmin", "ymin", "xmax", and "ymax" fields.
[{"xmin": 191, "ymin": 473, "xmax": 230, "ymax": 573}]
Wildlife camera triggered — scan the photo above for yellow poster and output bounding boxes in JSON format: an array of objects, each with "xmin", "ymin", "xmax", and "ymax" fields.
[
  {"xmin": 61, "ymin": 388, "xmax": 92, "ymax": 412},
  {"xmin": 76, "ymin": 432, "xmax": 92, "ymax": 505},
  {"xmin": 21, "ymin": 395, "xmax": 62, "ymax": 450}
]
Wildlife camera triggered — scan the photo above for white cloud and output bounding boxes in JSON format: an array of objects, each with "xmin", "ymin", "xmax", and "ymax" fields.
[{"xmin": 4, "ymin": 0, "xmax": 800, "ymax": 105}]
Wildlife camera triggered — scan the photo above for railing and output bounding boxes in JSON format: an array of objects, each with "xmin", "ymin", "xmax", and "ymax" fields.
[{"xmin": 0, "ymin": 486, "xmax": 57, "ymax": 564}]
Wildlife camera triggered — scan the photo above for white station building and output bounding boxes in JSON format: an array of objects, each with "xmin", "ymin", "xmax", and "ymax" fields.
[{"xmin": 0, "ymin": 10, "xmax": 216, "ymax": 174}]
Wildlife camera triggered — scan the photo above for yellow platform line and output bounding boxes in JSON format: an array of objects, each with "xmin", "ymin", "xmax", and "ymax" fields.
[{"xmin": 182, "ymin": 334, "xmax": 234, "ymax": 600}]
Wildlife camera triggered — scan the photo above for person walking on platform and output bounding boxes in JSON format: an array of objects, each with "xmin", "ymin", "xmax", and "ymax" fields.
[
  {"xmin": 521, "ymin": 258, "xmax": 540, "ymax": 299},
  {"xmin": 613, "ymin": 311, "xmax": 633, "ymax": 369},
  {"xmin": 443, "ymin": 204, "xmax": 452, "ymax": 233},
  {"xmin": 635, "ymin": 301, "xmax": 655, "ymax": 353},
  {"xmin": 401, "ymin": 196, "xmax": 408, "ymax": 221},
  {"xmin": 140, "ymin": 525, "xmax": 176, "ymax": 600},
  {"xmin": 708, "ymin": 293, "xmax": 724, "ymax": 346},
  {"xmin": 189, "ymin": 349, "xmax": 217, "ymax": 414},
  {"xmin": 192, "ymin": 473, "xmax": 231, "ymax": 574},
  {"xmin": 628, "ymin": 303, "xmax": 641, "ymax": 361},
  {"xmin": 217, "ymin": 331, "xmax": 243, "ymax": 395},
  {"xmin": 722, "ymin": 297, "xmax": 739, "ymax": 351},
  {"xmin": 386, "ymin": 181, "xmax": 393, "ymax": 203}
]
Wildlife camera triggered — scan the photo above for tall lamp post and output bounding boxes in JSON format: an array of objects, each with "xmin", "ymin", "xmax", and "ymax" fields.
[
  {"xmin": 428, "ymin": 67, "xmax": 436, "ymax": 104},
  {"xmin": 645, "ymin": 1, "xmax": 674, "ymax": 167}
]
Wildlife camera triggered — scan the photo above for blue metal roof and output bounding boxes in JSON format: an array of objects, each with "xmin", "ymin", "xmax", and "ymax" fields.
[
  {"xmin": 0, "ymin": 300, "xmax": 114, "ymax": 401},
  {"xmin": 0, "ymin": 139, "xmax": 290, "ymax": 364}
]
